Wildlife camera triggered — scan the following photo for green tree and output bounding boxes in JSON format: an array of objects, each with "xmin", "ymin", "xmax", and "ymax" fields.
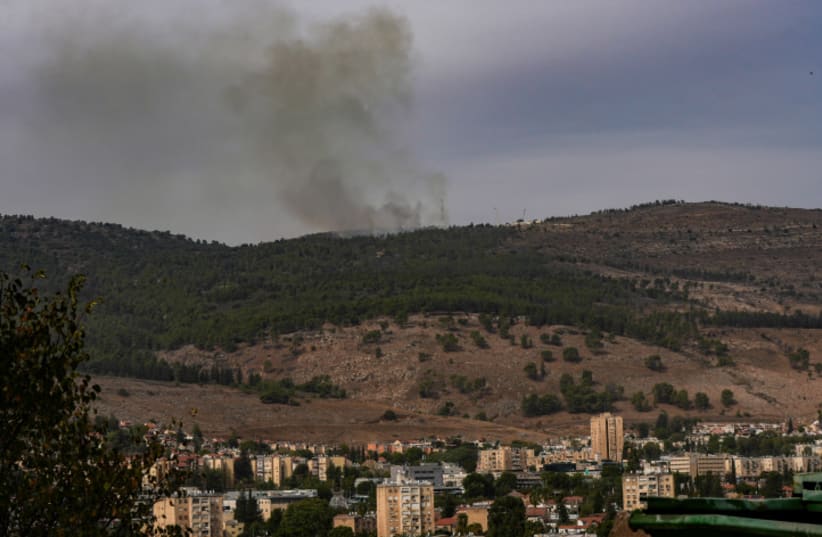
[
  {"xmin": 436, "ymin": 333, "xmax": 461, "ymax": 352},
  {"xmin": 439, "ymin": 444, "xmax": 479, "ymax": 473},
  {"xmin": 557, "ymin": 502, "xmax": 570, "ymax": 524},
  {"xmin": 760, "ymin": 472, "xmax": 784, "ymax": 498},
  {"xmin": 596, "ymin": 503, "xmax": 617, "ymax": 537},
  {"xmin": 788, "ymin": 348, "xmax": 810, "ymax": 370},
  {"xmin": 585, "ymin": 329, "xmax": 603, "ymax": 351},
  {"xmin": 523, "ymin": 519, "xmax": 545, "ymax": 537},
  {"xmin": 637, "ymin": 422, "xmax": 650, "ymax": 438},
  {"xmin": 0, "ymin": 269, "xmax": 184, "ymax": 536},
  {"xmin": 463, "ymin": 473, "xmax": 495, "ymax": 499},
  {"xmin": 652, "ymin": 382, "xmax": 675, "ymax": 405},
  {"xmin": 563, "ymin": 347, "xmax": 581, "ymax": 363},
  {"xmin": 455, "ymin": 513, "xmax": 469, "ymax": 536},
  {"xmin": 654, "ymin": 411, "xmax": 670, "ymax": 439},
  {"xmin": 327, "ymin": 526, "xmax": 354, "ymax": 537},
  {"xmin": 721, "ymin": 389, "xmax": 736, "ymax": 407},
  {"xmin": 631, "ymin": 391, "xmax": 651, "ymax": 412},
  {"xmin": 523, "ymin": 361, "xmax": 543, "ymax": 381},
  {"xmin": 441, "ymin": 494, "xmax": 459, "ymax": 518},
  {"xmin": 494, "ymin": 471, "xmax": 518, "ymax": 496},
  {"xmin": 487, "ymin": 496, "xmax": 525, "ymax": 537},
  {"xmin": 521, "ymin": 393, "xmax": 563, "ymax": 416},
  {"xmin": 234, "ymin": 451, "xmax": 254, "ymax": 482},
  {"xmin": 674, "ymin": 389, "xmax": 691, "ymax": 410},
  {"xmin": 404, "ymin": 447, "xmax": 424, "ymax": 465},
  {"xmin": 694, "ymin": 392, "xmax": 710, "ymax": 411},
  {"xmin": 437, "ymin": 401, "xmax": 457, "ymax": 416},
  {"xmin": 644, "ymin": 354, "xmax": 664, "ymax": 371},
  {"xmin": 470, "ymin": 330, "xmax": 490, "ymax": 349},
  {"xmin": 277, "ymin": 498, "xmax": 334, "ymax": 537},
  {"xmin": 695, "ymin": 472, "xmax": 722, "ymax": 497},
  {"xmin": 235, "ymin": 490, "xmax": 262, "ymax": 526},
  {"xmin": 192, "ymin": 423, "xmax": 204, "ymax": 452}
]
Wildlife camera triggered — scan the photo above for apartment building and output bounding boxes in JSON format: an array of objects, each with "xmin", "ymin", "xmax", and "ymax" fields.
[
  {"xmin": 376, "ymin": 481, "xmax": 435, "ymax": 537},
  {"xmin": 154, "ymin": 493, "xmax": 223, "ymax": 537},
  {"xmin": 591, "ymin": 413, "xmax": 624, "ymax": 462},
  {"xmin": 390, "ymin": 463, "xmax": 444, "ymax": 487},
  {"xmin": 334, "ymin": 513, "xmax": 377, "ymax": 535},
  {"xmin": 201, "ymin": 454, "xmax": 235, "ymax": 489},
  {"xmin": 667, "ymin": 454, "xmax": 729, "ymax": 477},
  {"xmin": 476, "ymin": 446, "xmax": 524, "ymax": 473},
  {"xmin": 442, "ymin": 462, "xmax": 468, "ymax": 488},
  {"xmin": 733, "ymin": 455, "xmax": 822, "ymax": 479},
  {"xmin": 622, "ymin": 474, "xmax": 675, "ymax": 511},
  {"xmin": 252, "ymin": 455, "xmax": 294, "ymax": 486},
  {"xmin": 318, "ymin": 455, "xmax": 349, "ymax": 482}
]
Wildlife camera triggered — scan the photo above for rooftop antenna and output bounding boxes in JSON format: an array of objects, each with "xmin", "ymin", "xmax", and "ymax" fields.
[
  {"xmin": 522, "ymin": 208, "xmax": 527, "ymax": 221},
  {"xmin": 493, "ymin": 207, "xmax": 500, "ymax": 226},
  {"xmin": 440, "ymin": 198, "xmax": 446, "ymax": 226}
]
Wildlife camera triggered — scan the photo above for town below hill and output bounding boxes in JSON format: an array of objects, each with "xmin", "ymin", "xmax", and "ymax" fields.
[{"xmin": 122, "ymin": 410, "xmax": 822, "ymax": 537}]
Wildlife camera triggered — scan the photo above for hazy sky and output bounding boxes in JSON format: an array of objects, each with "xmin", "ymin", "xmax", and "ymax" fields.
[{"xmin": 1, "ymin": 0, "xmax": 820, "ymax": 244}]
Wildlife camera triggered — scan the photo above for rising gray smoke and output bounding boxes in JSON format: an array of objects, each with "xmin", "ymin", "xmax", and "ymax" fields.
[{"xmin": 9, "ymin": 1, "xmax": 446, "ymax": 242}]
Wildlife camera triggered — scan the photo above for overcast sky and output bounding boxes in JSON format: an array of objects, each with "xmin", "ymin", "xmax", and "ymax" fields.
[{"xmin": 1, "ymin": 0, "xmax": 820, "ymax": 244}]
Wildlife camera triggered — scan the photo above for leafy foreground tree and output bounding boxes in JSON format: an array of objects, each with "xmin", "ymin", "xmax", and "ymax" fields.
[
  {"xmin": 0, "ymin": 269, "xmax": 184, "ymax": 536},
  {"xmin": 487, "ymin": 496, "xmax": 525, "ymax": 537},
  {"xmin": 276, "ymin": 498, "xmax": 334, "ymax": 537}
]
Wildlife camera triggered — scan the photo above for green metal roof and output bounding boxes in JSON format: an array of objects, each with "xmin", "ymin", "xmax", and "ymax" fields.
[{"xmin": 628, "ymin": 473, "xmax": 822, "ymax": 537}]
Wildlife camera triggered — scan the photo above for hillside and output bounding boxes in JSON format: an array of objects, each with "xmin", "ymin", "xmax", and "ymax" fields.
[{"xmin": 4, "ymin": 201, "xmax": 822, "ymax": 440}]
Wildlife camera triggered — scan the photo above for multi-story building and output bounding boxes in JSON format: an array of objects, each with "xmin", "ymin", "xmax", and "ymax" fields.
[
  {"xmin": 154, "ymin": 493, "xmax": 223, "ymax": 537},
  {"xmin": 376, "ymin": 481, "xmax": 435, "ymax": 537},
  {"xmin": 591, "ymin": 413, "xmax": 624, "ymax": 462},
  {"xmin": 442, "ymin": 462, "xmax": 468, "ymax": 488},
  {"xmin": 732, "ymin": 455, "xmax": 822, "ymax": 479},
  {"xmin": 476, "ymin": 447, "xmax": 524, "ymax": 473},
  {"xmin": 201, "ymin": 454, "xmax": 235, "ymax": 489},
  {"xmin": 477, "ymin": 447, "xmax": 511, "ymax": 473},
  {"xmin": 667, "ymin": 454, "xmax": 729, "ymax": 477},
  {"xmin": 255, "ymin": 454, "xmax": 276, "ymax": 483},
  {"xmin": 224, "ymin": 489, "xmax": 318, "ymax": 522},
  {"xmin": 334, "ymin": 513, "xmax": 377, "ymax": 535},
  {"xmin": 277, "ymin": 455, "xmax": 294, "ymax": 485},
  {"xmin": 697, "ymin": 455, "xmax": 729, "ymax": 477},
  {"xmin": 622, "ymin": 473, "xmax": 675, "ymax": 511},
  {"xmin": 533, "ymin": 446, "xmax": 595, "ymax": 468},
  {"xmin": 251, "ymin": 455, "xmax": 295, "ymax": 486},
  {"xmin": 390, "ymin": 463, "xmax": 444, "ymax": 487},
  {"xmin": 455, "ymin": 506, "xmax": 489, "ymax": 533},
  {"xmin": 317, "ymin": 455, "xmax": 349, "ymax": 482}
]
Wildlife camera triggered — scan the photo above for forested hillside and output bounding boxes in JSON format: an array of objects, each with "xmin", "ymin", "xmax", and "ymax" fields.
[{"xmin": 2, "ymin": 201, "xmax": 821, "ymax": 382}]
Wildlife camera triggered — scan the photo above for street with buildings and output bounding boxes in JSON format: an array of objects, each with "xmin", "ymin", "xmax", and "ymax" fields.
[{"xmin": 132, "ymin": 412, "xmax": 822, "ymax": 536}]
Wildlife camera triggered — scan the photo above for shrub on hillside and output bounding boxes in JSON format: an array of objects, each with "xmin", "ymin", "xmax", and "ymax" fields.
[{"xmin": 563, "ymin": 347, "xmax": 581, "ymax": 363}]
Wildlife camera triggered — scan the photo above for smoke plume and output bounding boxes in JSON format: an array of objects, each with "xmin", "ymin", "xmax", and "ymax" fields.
[{"xmin": 9, "ymin": 1, "xmax": 446, "ymax": 242}]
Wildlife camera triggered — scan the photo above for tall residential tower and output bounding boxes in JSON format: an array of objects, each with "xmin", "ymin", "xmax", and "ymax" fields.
[{"xmin": 591, "ymin": 412, "xmax": 624, "ymax": 462}]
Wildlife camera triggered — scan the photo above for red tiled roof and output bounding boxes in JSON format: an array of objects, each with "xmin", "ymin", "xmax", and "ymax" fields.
[{"xmin": 579, "ymin": 514, "xmax": 605, "ymax": 524}]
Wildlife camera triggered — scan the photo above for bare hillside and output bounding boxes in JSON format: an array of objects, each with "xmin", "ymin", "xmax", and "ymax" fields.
[
  {"xmin": 96, "ymin": 317, "xmax": 822, "ymax": 441},
  {"xmin": 31, "ymin": 201, "xmax": 822, "ymax": 441}
]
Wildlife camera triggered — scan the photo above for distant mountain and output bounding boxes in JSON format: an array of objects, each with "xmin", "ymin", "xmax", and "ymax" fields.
[{"xmin": 4, "ymin": 201, "xmax": 822, "ymax": 436}]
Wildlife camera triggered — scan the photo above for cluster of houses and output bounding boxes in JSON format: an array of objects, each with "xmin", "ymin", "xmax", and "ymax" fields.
[{"xmin": 137, "ymin": 414, "xmax": 822, "ymax": 536}]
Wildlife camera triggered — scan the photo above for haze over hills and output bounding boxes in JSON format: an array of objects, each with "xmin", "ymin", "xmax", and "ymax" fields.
[{"xmin": 3, "ymin": 200, "xmax": 822, "ymax": 441}]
